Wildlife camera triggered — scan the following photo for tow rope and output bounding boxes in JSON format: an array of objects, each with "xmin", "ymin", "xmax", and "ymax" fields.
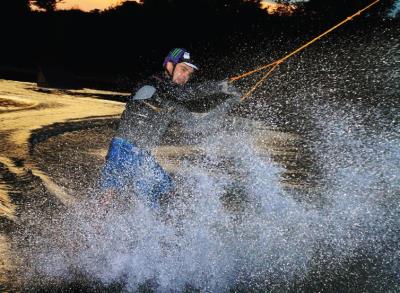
[{"xmin": 229, "ymin": 0, "xmax": 381, "ymax": 101}]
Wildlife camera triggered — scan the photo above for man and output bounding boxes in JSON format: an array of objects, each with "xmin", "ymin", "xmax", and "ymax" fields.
[{"xmin": 99, "ymin": 48, "xmax": 240, "ymax": 209}]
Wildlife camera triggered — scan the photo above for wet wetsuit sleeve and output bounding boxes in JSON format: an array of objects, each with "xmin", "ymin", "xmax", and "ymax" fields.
[
  {"xmin": 194, "ymin": 80, "xmax": 242, "ymax": 122},
  {"xmin": 200, "ymin": 96, "xmax": 241, "ymax": 122},
  {"xmin": 174, "ymin": 93, "xmax": 241, "ymax": 126},
  {"xmin": 161, "ymin": 80, "xmax": 223, "ymax": 102}
]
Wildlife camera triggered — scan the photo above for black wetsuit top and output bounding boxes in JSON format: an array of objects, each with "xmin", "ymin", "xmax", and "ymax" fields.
[{"xmin": 116, "ymin": 73, "xmax": 240, "ymax": 150}]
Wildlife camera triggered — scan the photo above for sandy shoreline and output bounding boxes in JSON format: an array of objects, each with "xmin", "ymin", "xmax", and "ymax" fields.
[{"xmin": 0, "ymin": 79, "xmax": 127, "ymax": 289}]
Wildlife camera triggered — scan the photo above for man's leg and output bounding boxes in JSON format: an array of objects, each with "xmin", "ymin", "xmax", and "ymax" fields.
[
  {"xmin": 100, "ymin": 137, "xmax": 174, "ymax": 208},
  {"xmin": 133, "ymin": 149, "xmax": 175, "ymax": 208}
]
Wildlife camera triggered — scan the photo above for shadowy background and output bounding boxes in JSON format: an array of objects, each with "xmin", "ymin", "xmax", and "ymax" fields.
[{"xmin": 0, "ymin": 0, "xmax": 398, "ymax": 91}]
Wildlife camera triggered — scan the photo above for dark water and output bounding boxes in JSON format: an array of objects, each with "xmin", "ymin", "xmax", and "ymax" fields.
[{"xmin": 3, "ymin": 24, "xmax": 400, "ymax": 292}]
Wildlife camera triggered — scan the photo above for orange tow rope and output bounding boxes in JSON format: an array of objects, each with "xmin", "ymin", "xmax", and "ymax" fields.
[{"xmin": 230, "ymin": 0, "xmax": 381, "ymax": 101}]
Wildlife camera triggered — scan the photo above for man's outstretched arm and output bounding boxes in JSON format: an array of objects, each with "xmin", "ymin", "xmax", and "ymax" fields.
[
  {"xmin": 162, "ymin": 79, "xmax": 229, "ymax": 102},
  {"xmin": 175, "ymin": 80, "xmax": 242, "ymax": 126}
]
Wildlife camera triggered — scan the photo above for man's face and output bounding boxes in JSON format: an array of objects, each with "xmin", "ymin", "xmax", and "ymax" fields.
[{"xmin": 169, "ymin": 62, "xmax": 195, "ymax": 85}]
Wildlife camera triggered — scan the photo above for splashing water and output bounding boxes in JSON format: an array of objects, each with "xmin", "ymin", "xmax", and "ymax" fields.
[
  {"xmin": 8, "ymin": 24, "xmax": 399, "ymax": 292},
  {"xmin": 13, "ymin": 104, "xmax": 400, "ymax": 292}
]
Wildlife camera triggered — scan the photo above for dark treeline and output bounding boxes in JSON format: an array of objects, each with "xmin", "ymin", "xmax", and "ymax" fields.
[{"xmin": 0, "ymin": 0, "xmax": 398, "ymax": 90}]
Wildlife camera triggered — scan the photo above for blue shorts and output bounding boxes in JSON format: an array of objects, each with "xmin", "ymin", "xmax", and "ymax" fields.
[{"xmin": 100, "ymin": 137, "xmax": 174, "ymax": 208}]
